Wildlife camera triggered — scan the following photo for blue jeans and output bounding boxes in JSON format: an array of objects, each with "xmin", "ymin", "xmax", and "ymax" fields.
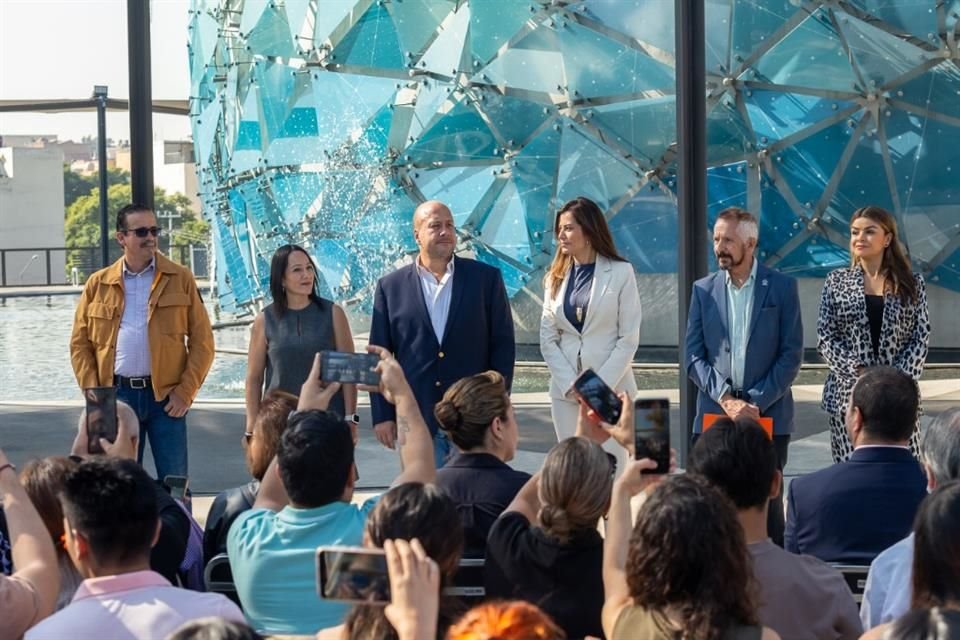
[
  {"xmin": 116, "ymin": 385, "xmax": 188, "ymax": 481},
  {"xmin": 434, "ymin": 431, "xmax": 453, "ymax": 469}
]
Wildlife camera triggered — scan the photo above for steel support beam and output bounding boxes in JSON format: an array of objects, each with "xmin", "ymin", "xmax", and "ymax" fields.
[
  {"xmin": 127, "ymin": 0, "xmax": 155, "ymax": 209},
  {"xmin": 95, "ymin": 89, "xmax": 110, "ymax": 268},
  {"xmin": 675, "ymin": 0, "xmax": 708, "ymax": 465}
]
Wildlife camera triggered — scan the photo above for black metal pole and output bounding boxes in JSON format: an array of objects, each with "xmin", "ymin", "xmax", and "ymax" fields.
[
  {"xmin": 127, "ymin": 0, "xmax": 155, "ymax": 210},
  {"xmin": 675, "ymin": 0, "xmax": 708, "ymax": 465},
  {"xmin": 96, "ymin": 91, "xmax": 110, "ymax": 268}
]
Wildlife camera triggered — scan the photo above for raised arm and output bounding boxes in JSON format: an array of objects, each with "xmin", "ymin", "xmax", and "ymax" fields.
[
  {"xmin": 0, "ymin": 448, "xmax": 59, "ymax": 629},
  {"xmin": 746, "ymin": 276, "xmax": 803, "ymax": 412},
  {"xmin": 596, "ymin": 266, "xmax": 642, "ymax": 387},
  {"xmin": 487, "ymin": 270, "xmax": 516, "ymax": 391},
  {"xmin": 244, "ymin": 313, "xmax": 267, "ymax": 433}
]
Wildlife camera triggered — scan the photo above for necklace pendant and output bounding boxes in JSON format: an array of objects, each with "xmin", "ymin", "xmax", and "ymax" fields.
[{"xmin": 576, "ymin": 306, "xmax": 583, "ymax": 323}]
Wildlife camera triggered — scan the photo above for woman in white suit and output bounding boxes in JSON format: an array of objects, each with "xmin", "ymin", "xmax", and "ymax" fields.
[{"xmin": 540, "ymin": 197, "xmax": 642, "ymax": 446}]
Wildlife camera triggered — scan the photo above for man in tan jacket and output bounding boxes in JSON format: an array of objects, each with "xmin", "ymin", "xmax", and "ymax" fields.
[{"xmin": 70, "ymin": 202, "xmax": 214, "ymax": 480}]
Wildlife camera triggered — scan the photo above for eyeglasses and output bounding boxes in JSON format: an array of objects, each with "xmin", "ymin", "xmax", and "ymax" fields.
[{"xmin": 123, "ymin": 226, "xmax": 162, "ymax": 238}]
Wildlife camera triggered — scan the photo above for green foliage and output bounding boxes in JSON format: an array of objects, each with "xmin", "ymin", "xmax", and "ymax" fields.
[
  {"xmin": 63, "ymin": 166, "xmax": 129, "ymax": 208},
  {"xmin": 65, "ymin": 183, "xmax": 210, "ymax": 278}
]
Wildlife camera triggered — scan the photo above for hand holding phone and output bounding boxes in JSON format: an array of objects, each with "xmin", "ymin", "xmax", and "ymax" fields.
[
  {"xmin": 163, "ymin": 475, "xmax": 190, "ymax": 501},
  {"xmin": 321, "ymin": 351, "xmax": 381, "ymax": 386},
  {"xmin": 634, "ymin": 398, "xmax": 670, "ymax": 473},
  {"xmin": 318, "ymin": 546, "xmax": 390, "ymax": 605},
  {"xmin": 569, "ymin": 369, "xmax": 623, "ymax": 425},
  {"xmin": 84, "ymin": 387, "xmax": 118, "ymax": 455}
]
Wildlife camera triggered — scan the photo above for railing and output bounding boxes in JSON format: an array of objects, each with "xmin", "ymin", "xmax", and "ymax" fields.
[{"xmin": 0, "ymin": 244, "xmax": 209, "ymax": 286}]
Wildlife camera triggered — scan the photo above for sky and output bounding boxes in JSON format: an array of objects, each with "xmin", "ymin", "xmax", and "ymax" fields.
[{"xmin": 0, "ymin": 0, "xmax": 193, "ymax": 143}]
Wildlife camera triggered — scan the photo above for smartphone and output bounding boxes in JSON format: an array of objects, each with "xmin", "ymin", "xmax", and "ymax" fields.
[
  {"xmin": 84, "ymin": 386, "xmax": 118, "ymax": 455},
  {"xmin": 163, "ymin": 475, "xmax": 190, "ymax": 501},
  {"xmin": 320, "ymin": 351, "xmax": 381, "ymax": 386},
  {"xmin": 317, "ymin": 546, "xmax": 390, "ymax": 605},
  {"xmin": 570, "ymin": 369, "xmax": 623, "ymax": 424},
  {"xmin": 634, "ymin": 398, "xmax": 670, "ymax": 473}
]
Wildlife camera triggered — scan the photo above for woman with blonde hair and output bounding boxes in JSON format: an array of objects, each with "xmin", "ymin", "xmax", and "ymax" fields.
[
  {"xmin": 433, "ymin": 371, "xmax": 530, "ymax": 557},
  {"xmin": 818, "ymin": 206, "xmax": 930, "ymax": 461},
  {"xmin": 484, "ymin": 433, "xmax": 614, "ymax": 639}
]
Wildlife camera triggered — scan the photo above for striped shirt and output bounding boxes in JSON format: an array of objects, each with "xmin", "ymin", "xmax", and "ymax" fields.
[{"xmin": 114, "ymin": 259, "xmax": 155, "ymax": 377}]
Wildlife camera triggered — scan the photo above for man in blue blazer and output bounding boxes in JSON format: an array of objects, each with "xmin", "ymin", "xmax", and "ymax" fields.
[
  {"xmin": 369, "ymin": 200, "xmax": 515, "ymax": 466},
  {"xmin": 684, "ymin": 207, "xmax": 803, "ymax": 545},
  {"xmin": 785, "ymin": 366, "xmax": 927, "ymax": 564}
]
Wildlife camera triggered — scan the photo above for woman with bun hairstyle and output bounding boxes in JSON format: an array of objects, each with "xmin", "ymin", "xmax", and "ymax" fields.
[
  {"xmin": 433, "ymin": 371, "xmax": 530, "ymax": 558},
  {"xmin": 484, "ymin": 434, "xmax": 614, "ymax": 640},
  {"xmin": 818, "ymin": 206, "xmax": 930, "ymax": 462}
]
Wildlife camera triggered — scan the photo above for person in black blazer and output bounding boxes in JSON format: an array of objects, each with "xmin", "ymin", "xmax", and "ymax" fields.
[
  {"xmin": 785, "ymin": 366, "xmax": 927, "ymax": 565},
  {"xmin": 369, "ymin": 200, "xmax": 515, "ymax": 467}
]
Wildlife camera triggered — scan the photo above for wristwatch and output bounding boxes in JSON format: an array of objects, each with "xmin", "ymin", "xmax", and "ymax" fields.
[{"xmin": 348, "ymin": 413, "xmax": 361, "ymax": 425}]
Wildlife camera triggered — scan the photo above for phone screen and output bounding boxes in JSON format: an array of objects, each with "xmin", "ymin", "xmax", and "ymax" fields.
[
  {"xmin": 317, "ymin": 546, "xmax": 390, "ymax": 605},
  {"xmin": 84, "ymin": 386, "xmax": 118, "ymax": 454},
  {"xmin": 163, "ymin": 475, "xmax": 190, "ymax": 501},
  {"xmin": 634, "ymin": 398, "xmax": 670, "ymax": 473},
  {"xmin": 572, "ymin": 369, "xmax": 622, "ymax": 424},
  {"xmin": 320, "ymin": 352, "xmax": 381, "ymax": 386}
]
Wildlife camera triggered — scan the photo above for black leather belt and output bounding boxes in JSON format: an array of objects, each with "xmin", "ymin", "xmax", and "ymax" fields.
[{"xmin": 115, "ymin": 375, "xmax": 151, "ymax": 389}]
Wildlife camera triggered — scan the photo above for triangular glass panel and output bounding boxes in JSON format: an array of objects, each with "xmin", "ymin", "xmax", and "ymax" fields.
[
  {"xmin": 310, "ymin": 238, "xmax": 351, "ymax": 298},
  {"xmin": 406, "ymin": 81, "xmax": 456, "ymax": 143},
  {"xmin": 557, "ymin": 120, "xmax": 641, "ymax": 210},
  {"xmin": 310, "ymin": 70, "xmax": 398, "ymax": 155},
  {"xmin": 253, "ymin": 60, "xmax": 297, "ymax": 146},
  {"xmin": 472, "ymin": 179, "xmax": 533, "ymax": 265},
  {"xmin": 244, "ymin": 2, "xmax": 297, "ymax": 59},
  {"xmin": 345, "ymin": 104, "xmax": 393, "ymax": 165},
  {"xmin": 284, "ymin": 0, "xmax": 312, "ymax": 48},
  {"xmin": 388, "ymin": 0, "xmax": 455, "ymax": 58},
  {"xmin": 704, "ymin": 0, "xmax": 732, "ymax": 73},
  {"xmin": 730, "ymin": 0, "xmax": 803, "ymax": 65},
  {"xmin": 513, "ymin": 124, "xmax": 562, "ymax": 242},
  {"xmin": 754, "ymin": 8, "xmax": 860, "ymax": 93},
  {"xmin": 929, "ymin": 248, "xmax": 960, "ymax": 292},
  {"xmin": 269, "ymin": 172, "xmax": 323, "ymax": 227},
  {"xmin": 411, "ymin": 165, "xmax": 497, "ymax": 226},
  {"xmin": 832, "ymin": 129, "xmax": 897, "ymax": 214},
  {"xmin": 471, "ymin": 243, "xmax": 531, "ymax": 298},
  {"xmin": 329, "ymin": 2, "xmax": 406, "ymax": 69},
  {"xmin": 609, "ymin": 185, "xmax": 678, "ymax": 273},
  {"xmin": 406, "ymin": 98, "xmax": 500, "ymax": 164},
  {"xmin": 743, "ymin": 89, "xmax": 859, "ymax": 143},
  {"xmin": 467, "ymin": 0, "xmax": 534, "ymax": 64},
  {"xmin": 240, "ymin": 0, "xmax": 269, "ymax": 37},
  {"xmin": 188, "ymin": 10, "xmax": 219, "ymax": 80},
  {"xmin": 590, "ymin": 96, "xmax": 676, "ymax": 166},
  {"xmin": 835, "ymin": 11, "xmax": 934, "ymax": 89},
  {"xmin": 580, "ymin": 0, "xmax": 675, "ymax": 56},
  {"xmin": 314, "ymin": 0, "xmax": 359, "ymax": 45},
  {"xmin": 707, "ymin": 99, "xmax": 755, "ymax": 164},
  {"xmin": 894, "ymin": 61, "xmax": 960, "ymax": 121},
  {"xmin": 755, "ymin": 168, "xmax": 810, "ymax": 260},
  {"xmin": 774, "ymin": 233, "xmax": 849, "ymax": 278},
  {"xmin": 194, "ymin": 98, "xmax": 223, "ymax": 173},
  {"xmin": 476, "ymin": 91, "xmax": 550, "ymax": 148},
  {"xmin": 418, "ymin": 2, "xmax": 469, "ymax": 75},
  {"xmin": 843, "ymin": 1, "xmax": 940, "ymax": 46}
]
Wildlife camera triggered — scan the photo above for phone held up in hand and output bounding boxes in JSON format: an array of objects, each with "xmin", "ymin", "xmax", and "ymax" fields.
[
  {"xmin": 84, "ymin": 386, "xmax": 118, "ymax": 455},
  {"xmin": 569, "ymin": 368, "xmax": 623, "ymax": 424},
  {"xmin": 633, "ymin": 398, "xmax": 670, "ymax": 473},
  {"xmin": 163, "ymin": 475, "xmax": 190, "ymax": 501},
  {"xmin": 317, "ymin": 546, "xmax": 390, "ymax": 605},
  {"xmin": 320, "ymin": 351, "xmax": 381, "ymax": 386}
]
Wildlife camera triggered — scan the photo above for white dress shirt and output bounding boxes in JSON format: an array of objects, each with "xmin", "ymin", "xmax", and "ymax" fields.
[
  {"xmin": 725, "ymin": 257, "xmax": 757, "ymax": 390},
  {"xmin": 417, "ymin": 257, "xmax": 455, "ymax": 343},
  {"xmin": 861, "ymin": 533, "xmax": 913, "ymax": 630},
  {"xmin": 114, "ymin": 258, "xmax": 155, "ymax": 377}
]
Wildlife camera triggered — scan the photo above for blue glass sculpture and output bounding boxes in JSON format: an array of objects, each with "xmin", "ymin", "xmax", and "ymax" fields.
[{"xmin": 188, "ymin": 0, "xmax": 960, "ymax": 324}]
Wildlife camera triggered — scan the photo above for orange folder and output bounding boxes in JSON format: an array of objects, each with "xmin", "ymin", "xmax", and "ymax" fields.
[{"xmin": 703, "ymin": 413, "xmax": 773, "ymax": 440}]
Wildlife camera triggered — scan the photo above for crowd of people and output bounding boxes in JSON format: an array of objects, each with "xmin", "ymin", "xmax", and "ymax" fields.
[{"xmin": 0, "ymin": 197, "xmax": 954, "ymax": 639}]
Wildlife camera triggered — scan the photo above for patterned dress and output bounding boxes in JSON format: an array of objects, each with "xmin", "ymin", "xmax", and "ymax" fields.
[{"xmin": 817, "ymin": 267, "xmax": 930, "ymax": 461}]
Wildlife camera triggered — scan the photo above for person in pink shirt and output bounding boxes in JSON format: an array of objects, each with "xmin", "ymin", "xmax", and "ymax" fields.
[{"xmin": 25, "ymin": 457, "xmax": 243, "ymax": 640}]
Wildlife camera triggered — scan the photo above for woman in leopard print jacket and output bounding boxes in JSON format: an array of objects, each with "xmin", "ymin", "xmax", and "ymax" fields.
[{"xmin": 818, "ymin": 206, "xmax": 930, "ymax": 462}]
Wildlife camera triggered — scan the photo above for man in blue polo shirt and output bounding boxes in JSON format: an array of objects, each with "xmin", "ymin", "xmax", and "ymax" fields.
[{"xmin": 227, "ymin": 348, "xmax": 436, "ymax": 635}]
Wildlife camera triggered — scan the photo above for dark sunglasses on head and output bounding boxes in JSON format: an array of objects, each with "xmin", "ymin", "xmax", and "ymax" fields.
[{"xmin": 123, "ymin": 226, "xmax": 162, "ymax": 238}]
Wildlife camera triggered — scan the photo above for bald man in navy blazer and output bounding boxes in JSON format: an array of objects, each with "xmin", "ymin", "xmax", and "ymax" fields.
[{"xmin": 369, "ymin": 200, "xmax": 515, "ymax": 466}]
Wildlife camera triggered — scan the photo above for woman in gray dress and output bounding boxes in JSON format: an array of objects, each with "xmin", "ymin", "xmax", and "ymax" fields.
[{"xmin": 244, "ymin": 245, "xmax": 357, "ymax": 434}]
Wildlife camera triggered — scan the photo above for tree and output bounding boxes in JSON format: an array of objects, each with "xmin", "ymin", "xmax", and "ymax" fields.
[
  {"xmin": 65, "ymin": 183, "xmax": 210, "ymax": 278},
  {"xmin": 63, "ymin": 166, "xmax": 129, "ymax": 208}
]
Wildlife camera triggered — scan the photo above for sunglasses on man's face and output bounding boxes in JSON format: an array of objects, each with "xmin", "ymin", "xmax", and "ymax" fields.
[{"xmin": 123, "ymin": 226, "xmax": 162, "ymax": 238}]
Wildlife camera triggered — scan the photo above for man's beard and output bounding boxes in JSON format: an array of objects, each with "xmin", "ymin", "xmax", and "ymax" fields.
[{"xmin": 716, "ymin": 252, "xmax": 743, "ymax": 270}]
